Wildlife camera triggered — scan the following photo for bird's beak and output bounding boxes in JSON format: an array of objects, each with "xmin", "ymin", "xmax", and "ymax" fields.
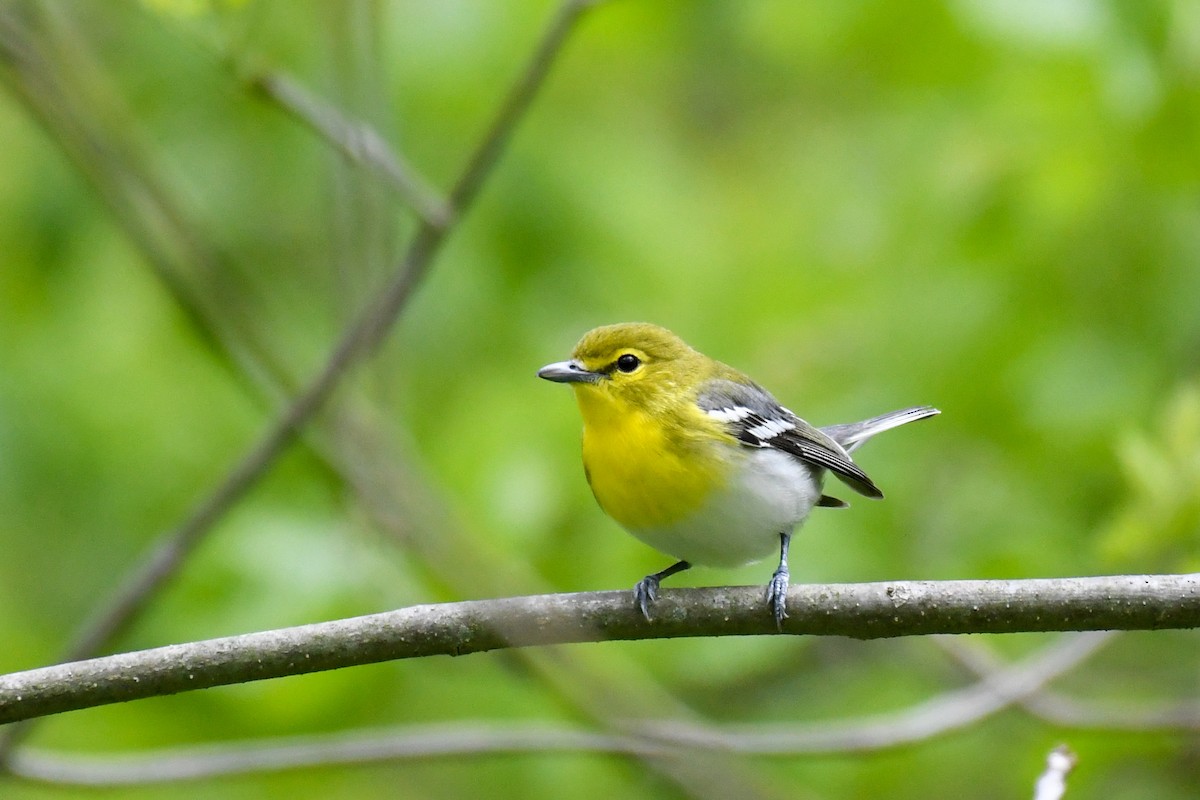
[{"xmin": 537, "ymin": 359, "xmax": 601, "ymax": 384}]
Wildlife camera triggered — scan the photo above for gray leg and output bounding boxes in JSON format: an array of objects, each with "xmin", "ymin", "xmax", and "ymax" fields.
[
  {"xmin": 764, "ymin": 532, "xmax": 791, "ymax": 629},
  {"xmin": 633, "ymin": 560, "xmax": 691, "ymax": 620}
]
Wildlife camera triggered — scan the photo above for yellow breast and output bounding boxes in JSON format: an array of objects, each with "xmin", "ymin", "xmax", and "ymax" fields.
[{"xmin": 575, "ymin": 388, "xmax": 731, "ymax": 532}]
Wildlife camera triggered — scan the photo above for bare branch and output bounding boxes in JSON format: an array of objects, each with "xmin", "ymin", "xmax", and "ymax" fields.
[
  {"xmin": 1021, "ymin": 690, "xmax": 1200, "ymax": 732},
  {"xmin": 635, "ymin": 631, "xmax": 1111, "ymax": 753},
  {"xmin": 936, "ymin": 633, "xmax": 1200, "ymax": 731},
  {"xmin": 250, "ymin": 70, "xmax": 452, "ymax": 228},
  {"xmin": 442, "ymin": 0, "xmax": 596, "ymax": 212},
  {"xmin": 3, "ymin": 631, "xmax": 1105, "ymax": 786},
  {"xmin": 1, "ymin": 575, "xmax": 1197, "ymax": 726},
  {"xmin": 7, "ymin": 724, "xmax": 669, "ymax": 786}
]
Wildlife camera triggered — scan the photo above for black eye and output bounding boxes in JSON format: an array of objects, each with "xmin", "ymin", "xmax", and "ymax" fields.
[{"xmin": 616, "ymin": 354, "xmax": 641, "ymax": 373}]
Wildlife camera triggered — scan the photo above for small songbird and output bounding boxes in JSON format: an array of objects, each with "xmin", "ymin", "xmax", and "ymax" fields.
[{"xmin": 538, "ymin": 322, "xmax": 938, "ymax": 626}]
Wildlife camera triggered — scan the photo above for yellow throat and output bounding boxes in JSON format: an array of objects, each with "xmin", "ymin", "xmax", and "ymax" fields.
[{"xmin": 573, "ymin": 383, "xmax": 731, "ymax": 532}]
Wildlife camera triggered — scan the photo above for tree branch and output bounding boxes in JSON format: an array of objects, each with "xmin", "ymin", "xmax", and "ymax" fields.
[
  {"xmin": 249, "ymin": 69, "xmax": 452, "ymax": 228},
  {"xmin": 935, "ymin": 633, "xmax": 1200, "ymax": 731},
  {"xmin": 629, "ymin": 631, "xmax": 1110, "ymax": 754},
  {"xmin": 1, "ymin": 575, "xmax": 1197, "ymax": 726},
  {"xmin": 7, "ymin": 724, "xmax": 668, "ymax": 786},
  {"xmin": 2, "ymin": 631, "xmax": 1107, "ymax": 785}
]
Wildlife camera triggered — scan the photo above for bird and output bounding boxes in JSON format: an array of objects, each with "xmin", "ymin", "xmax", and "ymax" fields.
[{"xmin": 538, "ymin": 322, "xmax": 938, "ymax": 626}]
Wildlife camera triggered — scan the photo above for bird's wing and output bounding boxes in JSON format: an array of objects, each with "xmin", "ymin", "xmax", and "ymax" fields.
[{"xmin": 696, "ymin": 379, "xmax": 882, "ymax": 498}]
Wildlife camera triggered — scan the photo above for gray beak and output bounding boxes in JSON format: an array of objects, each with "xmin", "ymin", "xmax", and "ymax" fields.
[{"xmin": 537, "ymin": 359, "xmax": 601, "ymax": 384}]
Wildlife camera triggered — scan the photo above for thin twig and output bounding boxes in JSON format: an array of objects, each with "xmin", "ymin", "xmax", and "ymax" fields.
[
  {"xmin": 0, "ymin": 576, "xmax": 1195, "ymax": 726},
  {"xmin": 3, "ymin": 633, "xmax": 1105, "ymax": 786},
  {"xmin": 634, "ymin": 631, "xmax": 1111, "ymax": 753},
  {"xmin": 936, "ymin": 633, "xmax": 1200, "ymax": 731},
  {"xmin": 1021, "ymin": 691, "xmax": 1200, "ymax": 731},
  {"xmin": 7, "ymin": 724, "xmax": 669, "ymax": 786},
  {"xmin": 251, "ymin": 70, "xmax": 452, "ymax": 228}
]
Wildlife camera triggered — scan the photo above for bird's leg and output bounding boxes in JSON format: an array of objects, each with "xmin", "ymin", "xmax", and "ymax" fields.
[
  {"xmin": 765, "ymin": 531, "xmax": 792, "ymax": 629},
  {"xmin": 633, "ymin": 560, "xmax": 691, "ymax": 620}
]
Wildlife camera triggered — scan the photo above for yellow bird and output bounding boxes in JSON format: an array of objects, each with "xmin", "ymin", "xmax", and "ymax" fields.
[{"xmin": 539, "ymin": 322, "xmax": 937, "ymax": 625}]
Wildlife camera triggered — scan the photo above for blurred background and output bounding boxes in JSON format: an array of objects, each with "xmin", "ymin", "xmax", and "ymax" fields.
[{"xmin": 1, "ymin": 1, "xmax": 1199, "ymax": 797}]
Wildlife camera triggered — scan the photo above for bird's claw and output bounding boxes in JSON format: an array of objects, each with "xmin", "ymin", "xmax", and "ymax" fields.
[
  {"xmin": 765, "ymin": 568, "xmax": 790, "ymax": 629},
  {"xmin": 633, "ymin": 575, "xmax": 660, "ymax": 621}
]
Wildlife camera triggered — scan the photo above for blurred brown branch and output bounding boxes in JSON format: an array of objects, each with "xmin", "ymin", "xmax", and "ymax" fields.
[{"xmin": 1, "ymin": 575, "xmax": 1197, "ymax": 727}]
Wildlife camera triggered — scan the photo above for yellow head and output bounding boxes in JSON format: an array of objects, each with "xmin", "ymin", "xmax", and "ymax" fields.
[
  {"xmin": 538, "ymin": 323, "xmax": 733, "ymax": 531},
  {"xmin": 537, "ymin": 323, "xmax": 708, "ymax": 415}
]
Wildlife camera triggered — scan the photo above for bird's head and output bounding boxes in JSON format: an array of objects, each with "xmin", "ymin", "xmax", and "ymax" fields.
[{"xmin": 538, "ymin": 322, "xmax": 705, "ymax": 415}]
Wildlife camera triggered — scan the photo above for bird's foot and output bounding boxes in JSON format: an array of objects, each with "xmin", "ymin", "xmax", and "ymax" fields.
[
  {"xmin": 633, "ymin": 575, "xmax": 660, "ymax": 621},
  {"xmin": 765, "ymin": 567, "xmax": 790, "ymax": 629}
]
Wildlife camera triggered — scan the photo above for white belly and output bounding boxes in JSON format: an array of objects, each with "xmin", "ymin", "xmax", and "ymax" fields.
[{"xmin": 627, "ymin": 448, "xmax": 822, "ymax": 567}]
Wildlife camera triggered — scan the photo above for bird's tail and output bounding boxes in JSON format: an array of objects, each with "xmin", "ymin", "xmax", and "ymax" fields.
[{"xmin": 821, "ymin": 406, "xmax": 940, "ymax": 453}]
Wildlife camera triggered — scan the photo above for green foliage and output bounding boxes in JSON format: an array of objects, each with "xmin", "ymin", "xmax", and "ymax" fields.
[
  {"xmin": 1, "ymin": 0, "xmax": 1199, "ymax": 797},
  {"xmin": 1100, "ymin": 385, "xmax": 1200, "ymax": 571}
]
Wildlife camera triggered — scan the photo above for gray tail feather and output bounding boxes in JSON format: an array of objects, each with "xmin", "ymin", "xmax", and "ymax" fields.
[{"xmin": 821, "ymin": 406, "xmax": 939, "ymax": 453}]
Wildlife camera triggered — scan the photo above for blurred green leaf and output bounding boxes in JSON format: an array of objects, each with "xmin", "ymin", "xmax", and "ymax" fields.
[{"xmin": 1100, "ymin": 384, "xmax": 1200, "ymax": 570}]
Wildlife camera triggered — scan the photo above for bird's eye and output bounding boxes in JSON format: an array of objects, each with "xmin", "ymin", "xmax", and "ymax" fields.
[{"xmin": 616, "ymin": 354, "xmax": 641, "ymax": 373}]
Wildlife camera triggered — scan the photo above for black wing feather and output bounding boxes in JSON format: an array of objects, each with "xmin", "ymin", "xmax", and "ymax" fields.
[{"xmin": 697, "ymin": 379, "xmax": 883, "ymax": 498}]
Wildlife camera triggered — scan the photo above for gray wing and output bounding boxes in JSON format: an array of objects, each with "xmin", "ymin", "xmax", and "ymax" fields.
[{"xmin": 697, "ymin": 379, "xmax": 882, "ymax": 498}]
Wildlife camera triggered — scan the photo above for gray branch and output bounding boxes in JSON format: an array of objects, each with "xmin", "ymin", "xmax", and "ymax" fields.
[
  {"xmin": 935, "ymin": 633, "xmax": 1200, "ymax": 731},
  {"xmin": 2, "ymin": 631, "xmax": 1108, "ymax": 786},
  {"xmin": 1, "ymin": 575, "xmax": 1198, "ymax": 726}
]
